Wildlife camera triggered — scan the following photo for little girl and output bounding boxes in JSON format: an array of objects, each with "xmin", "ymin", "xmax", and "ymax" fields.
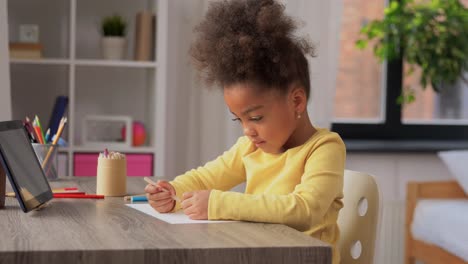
[{"xmin": 145, "ymin": 0, "xmax": 345, "ymax": 263}]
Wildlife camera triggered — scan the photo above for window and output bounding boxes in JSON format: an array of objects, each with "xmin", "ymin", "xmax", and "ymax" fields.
[
  {"xmin": 334, "ymin": 0, "xmax": 386, "ymax": 123},
  {"xmin": 332, "ymin": 0, "xmax": 468, "ymax": 141},
  {"xmin": 402, "ymin": 64, "xmax": 468, "ymax": 124}
]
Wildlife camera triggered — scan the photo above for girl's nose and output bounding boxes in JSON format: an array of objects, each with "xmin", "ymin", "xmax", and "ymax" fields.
[{"xmin": 243, "ymin": 126, "xmax": 257, "ymax": 137}]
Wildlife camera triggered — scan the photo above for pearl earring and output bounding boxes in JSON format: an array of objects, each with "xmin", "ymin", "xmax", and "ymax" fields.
[{"xmin": 297, "ymin": 114, "xmax": 301, "ymax": 119}]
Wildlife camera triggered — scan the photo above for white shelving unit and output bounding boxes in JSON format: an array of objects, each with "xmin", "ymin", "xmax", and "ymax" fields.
[{"xmin": 7, "ymin": 0, "xmax": 168, "ymax": 176}]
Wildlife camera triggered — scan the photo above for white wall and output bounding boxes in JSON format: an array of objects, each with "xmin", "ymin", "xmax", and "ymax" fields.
[
  {"xmin": 347, "ymin": 152, "xmax": 453, "ymax": 200},
  {"xmin": 0, "ymin": 0, "xmax": 12, "ymax": 121},
  {"xmin": 165, "ymin": 0, "xmax": 244, "ymax": 176},
  {"xmin": 283, "ymin": 0, "xmax": 342, "ymax": 130}
]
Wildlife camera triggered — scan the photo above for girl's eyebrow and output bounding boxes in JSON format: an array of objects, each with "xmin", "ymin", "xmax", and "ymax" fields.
[
  {"xmin": 241, "ymin": 105, "xmax": 264, "ymax": 115},
  {"xmin": 229, "ymin": 105, "xmax": 264, "ymax": 117}
]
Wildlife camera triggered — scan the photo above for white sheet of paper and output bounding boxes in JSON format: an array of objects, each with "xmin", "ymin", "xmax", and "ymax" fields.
[{"xmin": 126, "ymin": 203, "xmax": 236, "ymax": 224}]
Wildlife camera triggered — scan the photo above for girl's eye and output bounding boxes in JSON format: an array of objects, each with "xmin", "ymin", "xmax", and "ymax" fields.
[
  {"xmin": 231, "ymin": 117, "xmax": 241, "ymax": 123},
  {"xmin": 250, "ymin": 116, "xmax": 263, "ymax": 122}
]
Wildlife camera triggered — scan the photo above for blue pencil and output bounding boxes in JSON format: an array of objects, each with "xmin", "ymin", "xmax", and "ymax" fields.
[
  {"xmin": 131, "ymin": 196, "xmax": 148, "ymax": 202},
  {"xmin": 44, "ymin": 129, "xmax": 50, "ymax": 143}
]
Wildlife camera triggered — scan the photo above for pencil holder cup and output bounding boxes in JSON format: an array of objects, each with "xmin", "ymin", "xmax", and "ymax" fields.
[
  {"xmin": 32, "ymin": 143, "xmax": 58, "ymax": 181},
  {"xmin": 96, "ymin": 155, "xmax": 127, "ymax": 196}
]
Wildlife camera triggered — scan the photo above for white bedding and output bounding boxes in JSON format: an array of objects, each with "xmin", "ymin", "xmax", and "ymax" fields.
[{"xmin": 411, "ymin": 199, "xmax": 468, "ymax": 261}]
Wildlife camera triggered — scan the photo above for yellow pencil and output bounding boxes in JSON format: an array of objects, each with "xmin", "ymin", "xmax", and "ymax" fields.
[{"xmin": 42, "ymin": 117, "xmax": 67, "ymax": 168}]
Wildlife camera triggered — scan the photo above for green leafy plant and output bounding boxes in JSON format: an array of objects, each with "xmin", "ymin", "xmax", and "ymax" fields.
[
  {"xmin": 101, "ymin": 15, "xmax": 127, "ymax": 37},
  {"xmin": 356, "ymin": 0, "xmax": 468, "ymax": 104}
]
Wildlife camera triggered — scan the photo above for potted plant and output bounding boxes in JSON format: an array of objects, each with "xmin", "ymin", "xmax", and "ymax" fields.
[
  {"xmin": 101, "ymin": 14, "xmax": 127, "ymax": 60},
  {"xmin": 356, "ymin": 0, "xmax": 468, "ymax": 105}
]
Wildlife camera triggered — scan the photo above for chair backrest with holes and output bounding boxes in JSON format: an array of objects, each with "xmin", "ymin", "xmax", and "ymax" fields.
[{"xmin": 337, "ymin": 170, "xmax": 380, "ymax": 264}]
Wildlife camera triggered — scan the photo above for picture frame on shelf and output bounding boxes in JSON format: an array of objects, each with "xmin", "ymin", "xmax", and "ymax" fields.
[
  {"xmin": 19, "ymin": 24, "xmax": 40, "ymax": 43},
  {"xmin": 81, "ymin": 115, "xmax": 132, "ymax": 148}
]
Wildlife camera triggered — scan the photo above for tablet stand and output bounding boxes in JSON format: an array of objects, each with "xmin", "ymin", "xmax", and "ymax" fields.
[
  {"xmin": 0, "ymin": 166, "xmax": 49, "ymax": 211},
  {"xmin": 0, "ymin": 164, "xmax": 5, "ymax": 209}
]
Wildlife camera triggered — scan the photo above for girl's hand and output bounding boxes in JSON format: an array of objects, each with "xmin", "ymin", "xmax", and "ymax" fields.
[
  {"xmin": 181, "ymin": 190, "xmax": 212, "ymax": 220},
  {"xmin": 144, "ymin": 180, "xmax": 176, "ymax": 213}
]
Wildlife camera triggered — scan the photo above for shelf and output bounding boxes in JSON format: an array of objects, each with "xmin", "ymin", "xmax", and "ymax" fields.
[
  {"xmin": 9, "ymin": 58, "xmax": 157, "ymax": 68},
  {"xmin": 72, "ymin": 146, "xmax": 156, "ymax": 153},
  {"xmin": 8, "ymin": 0, "xmax": 167, "ymax": 176},
  {"xmin": 10, "ymin": 58, "xmax": 70, "ymax": 65},
  {"xmin": 58, "ymin": 147, "xmax": 70, "ymax": 153},
  {"xmin": 74, "ymin": 59, "xmax": 157, "ymax": 68}
]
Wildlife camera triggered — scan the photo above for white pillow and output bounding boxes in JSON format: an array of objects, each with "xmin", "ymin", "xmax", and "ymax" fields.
[{"xmin": 438, "ymin": 150, "xmax": 468, "ymax": 194}]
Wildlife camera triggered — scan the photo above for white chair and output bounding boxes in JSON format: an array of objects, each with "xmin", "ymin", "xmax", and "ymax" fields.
[{"xmin": 338, "ymin": 170, "xmax": 380, "ymax": 264}]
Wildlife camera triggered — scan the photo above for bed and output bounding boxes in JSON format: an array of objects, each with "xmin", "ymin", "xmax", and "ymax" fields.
[{"xmin": 405, "ymin": 181, "xmax": 468, "ymax": 264}]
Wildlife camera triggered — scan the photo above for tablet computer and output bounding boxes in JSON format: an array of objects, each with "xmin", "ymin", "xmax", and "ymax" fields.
[{"xmin": 0, "ymin": 120, "xmax": 53, "ymax": 212}]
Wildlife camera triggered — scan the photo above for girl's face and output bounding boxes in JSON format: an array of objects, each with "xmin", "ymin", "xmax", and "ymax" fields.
[{"xmin": 224, "ymin": 83, "xmax": 303, "ymax": 154}]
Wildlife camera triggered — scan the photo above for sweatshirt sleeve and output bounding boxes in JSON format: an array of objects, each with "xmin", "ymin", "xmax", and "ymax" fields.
[
  {"xmin": 170, "ymin": 137, "xmax": 251, "ymax": 210},
  {"xmin": 208, "ymin": 135, "xmax": 346, "ymax": 232}
]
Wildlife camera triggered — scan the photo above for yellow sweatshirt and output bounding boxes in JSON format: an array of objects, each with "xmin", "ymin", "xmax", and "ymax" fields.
[{"xmin": 170, "ymin": 128, "xmax": 346, "ymax": 263}]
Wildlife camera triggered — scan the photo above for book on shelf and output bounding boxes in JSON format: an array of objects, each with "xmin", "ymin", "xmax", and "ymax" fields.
[
  {"xmin": 47, "ymin": 96, "xmax": 69, "ymax": 140},
  {"xmin": 134, "ymin": 11, "xmax": 155, "ymax": 61},
  {"xmin": 9, "ymin": 42, "xmax": 43, "ymax": 59}
]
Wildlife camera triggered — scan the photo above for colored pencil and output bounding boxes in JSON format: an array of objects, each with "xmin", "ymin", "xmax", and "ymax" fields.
[
  {"xmin": 6, "ymin": 190, "xmax": 85, "ymax": 197},
  {"xmin": 33, "ymin": 124, "xmax": 44, "ymax": 144},
  {"xmin": 53, "ymin": 192, "xmax": 86, "ymax": 195},
  {"xmin": 34, "ymin": 115, "xmax": 45, "ymax": 143},
  {"xmin": 23, "ymin": 118, "xmax": 37, "ymax": 143},
  {"xmin": 44, "ymin": 128, "xmax": 50, "ymax": 143},
  {"xmin": 53, "ymin": 194, "xmax": 104, "ymax": 199},
  {"xmin": 123, "ymin": 194, "xmax": 147, "ymax": 201},
  {"xmin": 26, "ymin": 117, "xmax": 40, "ymax": 143},
  {"xmin": 53, "ymin": 187, "xmax": 78, "ymax": 191},
  {"xmin": 42, "ymin": 117, "xmax": 67, "ymax": 168},
  {"xmin": 130, "ymin": 196, "xmax": 148, "ymax": 202}
]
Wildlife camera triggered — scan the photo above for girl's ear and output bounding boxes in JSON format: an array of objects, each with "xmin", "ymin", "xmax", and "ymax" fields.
[{"xmin": 290, "ymin": 86, "xmax": 307, "ymax": 114}]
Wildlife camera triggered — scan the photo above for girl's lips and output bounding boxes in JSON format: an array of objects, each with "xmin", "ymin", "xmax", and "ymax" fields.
[{"xmin": 253, "ymin": 141, "xmax": 265, "ymax": 147}]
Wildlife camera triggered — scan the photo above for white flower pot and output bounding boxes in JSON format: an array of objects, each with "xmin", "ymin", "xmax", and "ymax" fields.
[{"xmin": 101, "ymin": 37, "xmax": 126, "ymax": 60}]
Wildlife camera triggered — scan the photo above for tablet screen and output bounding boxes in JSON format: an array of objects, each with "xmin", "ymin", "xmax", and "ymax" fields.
[{"xmin": 0, "ymin": 121, "xmax": 52, "ymax": 212}]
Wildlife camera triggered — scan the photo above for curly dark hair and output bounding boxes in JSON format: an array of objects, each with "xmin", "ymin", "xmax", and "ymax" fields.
[{"xmin": 190, "ymin": 0, "xmax": 316, "ymax": 99}]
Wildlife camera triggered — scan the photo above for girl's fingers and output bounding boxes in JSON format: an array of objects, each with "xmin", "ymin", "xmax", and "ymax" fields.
[
  {"xmin": 144, "ymin": 184, "xmax": 158, "ymax": 193},
  {"xmin": 157, "ymin": 181, "xmax": 176, "ymax": 195},
  {"xmin": 156, "ymin": 198, "xmax": 175, "ymax": 208},
  {"xmin": 148, "ymin": 191, "xmax": 172, "ymax": 201},
  {"xmin": 148, "ymin": 200, "xmax": 161, "ymax": 211},
  {"xmin": 190, "ymin": 214, "xmax": 203, "ymax": 220},
  {"xmin": 156, "ymin": 201, "xmax": 175, "ymax": 212},
  {"xmin": 149, "ymin": 199, "xmax": 174, "ymax": 213},
  {"xmin": 182, "ymin": 191, "xmax": 194, "ymax": 200},
  {"xmin": 183, "ymin": 206, "xmax": 196, "ymax": 216},
  {"xmin": 186, "ymin": 211, "xmax": 204, "ymax": 220},
  {"xmin": 149, "ymin": 201, "xmax": 174, "ymax": 213},
  {"xmin": 180, "ymin": 197, "xmax": 193, "ymax": 209},
  {"xmin": 145, "ymin": 185, "xmax": 168, "ymax": 194},
  {"xmin": 186, "ymin": 213, "xmax": 197, "ymax": 220}
]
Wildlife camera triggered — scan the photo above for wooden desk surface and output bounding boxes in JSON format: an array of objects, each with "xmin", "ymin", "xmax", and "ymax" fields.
[{"xmin": 1, "ymin": 177, "xmax": 331, "ymax": 264}]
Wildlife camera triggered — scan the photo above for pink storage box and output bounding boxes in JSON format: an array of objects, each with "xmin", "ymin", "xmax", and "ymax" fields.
[{"xmin": 74, "ymin": 153, "xmax": 153, "ymax": 177}]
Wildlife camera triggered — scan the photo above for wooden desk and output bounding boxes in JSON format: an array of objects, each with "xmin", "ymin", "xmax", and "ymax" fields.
[{"xmin": 1, "ymin": 177, "xmax": 331, "ymax": 264}]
